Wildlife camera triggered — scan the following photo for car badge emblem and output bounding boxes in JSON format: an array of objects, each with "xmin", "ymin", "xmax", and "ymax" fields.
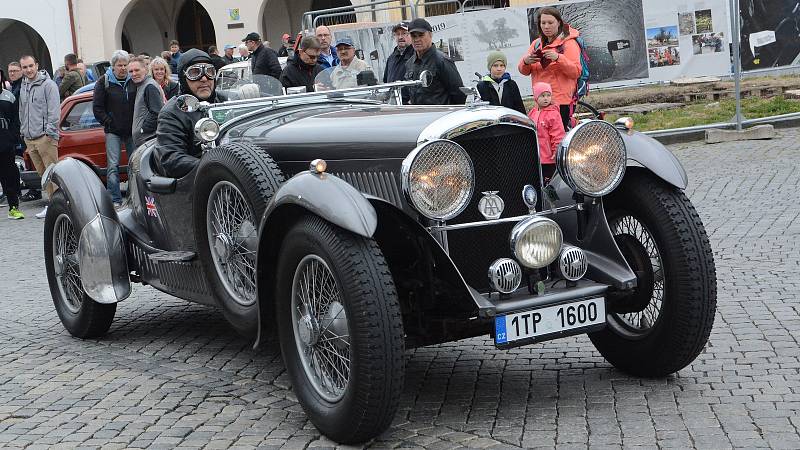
[
  {"xmin": 522, "ymin": 185, "xmax": 537, "ymax": 211},
  {"xmin": 478, "ymin": 191, "xmax": 504, "ymax": 220}
]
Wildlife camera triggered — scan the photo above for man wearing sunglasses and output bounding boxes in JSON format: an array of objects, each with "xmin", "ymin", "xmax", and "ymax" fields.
[
  {"xmin": 154, "ymin": 49, "xmax": 221, "ymax": 178},
  {"xmin": 280, "ymin": 35, "xmax": 324, "ymax": 92}
]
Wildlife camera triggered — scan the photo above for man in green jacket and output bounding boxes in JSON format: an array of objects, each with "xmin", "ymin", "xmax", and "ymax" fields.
[{"xmin": 59, "ymin": 53, "xmax": 84, "ymax": 101}]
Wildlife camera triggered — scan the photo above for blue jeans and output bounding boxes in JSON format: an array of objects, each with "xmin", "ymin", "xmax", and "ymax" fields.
[{"xmin": 105, "ymin": 133, "xmax": 133, "ymax": 203}]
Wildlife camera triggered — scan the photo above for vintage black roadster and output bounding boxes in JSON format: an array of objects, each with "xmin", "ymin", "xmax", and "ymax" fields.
[{"xmin": 44, "ymin": 72, "xmax": 716, "ymax": 443}]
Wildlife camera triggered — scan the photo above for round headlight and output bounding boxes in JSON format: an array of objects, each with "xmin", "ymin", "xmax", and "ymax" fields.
[
  {"xmin": 402, "ymin": 139, "xmax": 474, "ymax": 221},
  {"xmin": 557, "ymin": 120, "xmax": 626, "ymax": 197},
  {"xmin": 194, "ymin": 118, "xmax": 220, "ymax": 143},
  {"xmin": 510, "ymin": 216, "xmax": 563, "ymax": 269}
]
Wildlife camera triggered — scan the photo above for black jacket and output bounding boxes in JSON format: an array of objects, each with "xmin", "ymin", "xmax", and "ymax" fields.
[
  {"xmin": 154, "ymin": 96, "xmax": 207, "ymax": 178},
  {"xmin": 404, "ymin": 47, "xmax": 466, "ymax": 106},
  {"xmin": 278, "ymin": 45, "xmax": 289, "ymax": 57},
  {"xmin": 92, "ymin": 71, "xmax": 136, "ymax": 137},
  {"xmin": 383, "ymin": 45, "xmax": 414, "ymax": 83},
  {"xmin": 0, "ymin": 89, "xmax": 21, "ymax": 153},
  {"xmin": 210, "ymin": 54, "xmax": 228, "ymax": 71},
  {"xmin": 250, "ymin": 44, "xmax": 282, "ymax": 79},
  {"xmin": 162, "ymin": 80, "xmax": 180, "ymax": 100},
  {"xmin": 476, "ymin": 77, "xmax": 526, "ymax": 115},
  {"xmin": 280, "ymin": 53, "xmax": 323, "ymax": 92}
]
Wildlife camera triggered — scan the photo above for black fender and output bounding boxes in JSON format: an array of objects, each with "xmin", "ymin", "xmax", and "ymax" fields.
[
  {"xmin": 253, "ymin": 171, "xmax": 377, "ymax": 347},
  {"xmin": 622, "ymin": 130, "xmax": 688, "ymax": 189},
  {"xmin": 44, "ymin": 158, "xmax": 131, "ymax": 304}
]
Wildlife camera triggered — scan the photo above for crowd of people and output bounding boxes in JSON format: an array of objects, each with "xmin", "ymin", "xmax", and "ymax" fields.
[{"xmin": 0, "ymin": 7, "xmax": 585, "ymax": 220}]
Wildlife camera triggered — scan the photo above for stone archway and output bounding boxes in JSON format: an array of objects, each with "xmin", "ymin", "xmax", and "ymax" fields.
[
  {"xmin": 0, "ymin": 19, "xmax": 53, "ymax": 74},
  {"xmin": 118, "ymin": 0, "xmax": 216, "ymax": 57}
]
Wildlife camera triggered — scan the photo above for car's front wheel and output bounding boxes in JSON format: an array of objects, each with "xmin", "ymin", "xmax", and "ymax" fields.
[
  {"xmin": 194, "ymin": 142, "xmax": 284, "ymax": 337},
  {"xmin": 45, "ymin": 191, "xmax": 116, "ymax": 338},
  {"xmin": 590, "ymin": 172, "xmax": 717, "ymax": 377},
  {"xmin": 275, "ymin": 216, "xmax": 404, "ymax": 444}
]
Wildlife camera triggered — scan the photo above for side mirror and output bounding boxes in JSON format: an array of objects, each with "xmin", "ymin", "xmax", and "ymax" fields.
[
  {"xmin": 419, "ymin": 70, "xmax": 432, "ymax": 88},
  {"xmin": 176, "ymin": 94, "xmax": 199, "ymax": 113},
  {"xmin": 286, "ymin": 86, "xmax": 307, "ymax": 95}
]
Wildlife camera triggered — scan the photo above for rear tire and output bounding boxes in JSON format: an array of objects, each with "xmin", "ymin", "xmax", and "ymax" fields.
[
  {"xmin": 275, "ymin": 216, "xmax": 404, "ymax": 444},
  {"xmin": 45, "ymin": 191, "xmax": 116, "ymax": 338},
  {"xmin": 590, "ymin": 172, "xmax": 716, "ymax": 376}
]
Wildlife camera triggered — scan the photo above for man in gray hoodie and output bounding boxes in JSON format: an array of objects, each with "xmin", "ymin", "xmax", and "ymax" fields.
[{"xmin": 18, "ymin": 55, "xmax": 60, "ymax": 219}]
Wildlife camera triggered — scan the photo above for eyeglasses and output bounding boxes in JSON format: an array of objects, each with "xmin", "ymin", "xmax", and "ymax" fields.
[
  {"xmin": 301, "ymin": 49, "xmax": 320, "ymax": 58},
  {"xmin": 184, "ymin": 63, "xmax": 216, "ymax": 81}
]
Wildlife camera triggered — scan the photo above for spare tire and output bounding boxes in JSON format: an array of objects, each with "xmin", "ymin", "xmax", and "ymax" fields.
[{"xmin": 194, "ymin": 142, "xmax": 284, "ymax": 337}]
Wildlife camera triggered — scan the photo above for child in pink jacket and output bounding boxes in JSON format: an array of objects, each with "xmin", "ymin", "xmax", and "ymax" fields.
[{"xmin": 528, "ymin": 82, "xmax": 565, "ymax": 182}]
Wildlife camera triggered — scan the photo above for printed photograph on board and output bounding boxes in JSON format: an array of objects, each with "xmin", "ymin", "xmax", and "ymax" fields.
[
  {"xmin": 694, "ymin": 9, "xmax": 713, "ymax": 33},
  {"xmin": 648, "ymin": 46, "xmax": 681, "ymax": 67},
  {"xmin": 678, "ymin": 12, "xmax": 696, "ymax": 35},
  {"xmin": 739, "ymin": 0, "xmax": 800, "ymax": 70},
  {"xmin": 527, "ymin": 0, "xmax": 649, "ymax": 84},
  {"xmin": 692, "ymin": 32, "xmax": 726, "ymax": 55},
  {"xmin": 647, "ymin": 26, "xmax": 679, "ymax": 47}
]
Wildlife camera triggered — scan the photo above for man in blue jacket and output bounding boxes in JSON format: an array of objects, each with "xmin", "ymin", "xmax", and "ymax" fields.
[
  {"xmin": 315, "ymin": 25, "xmax": 340, "ymax": 69},
  {"xmin": 93, "ymin": 50, "xmax": 136, "ymax": 206}
]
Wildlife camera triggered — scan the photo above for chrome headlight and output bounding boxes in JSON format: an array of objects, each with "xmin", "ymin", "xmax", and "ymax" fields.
[
  {"xmin": 510, "ymin": 216, "xmax": 563, "ymax": 269},
  {"xmin": 557, "ymin": 120, "xmax": 626, "ymax": 197},
  {"xmin": 402, "ymin": 139, "xmax": 474, "ymax": 221},
  {"xmin": 194, "ymin": 117, "xmax": 220, "ymax": 143}
]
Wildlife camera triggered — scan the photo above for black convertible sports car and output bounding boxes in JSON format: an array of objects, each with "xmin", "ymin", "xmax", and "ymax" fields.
[{"xmin": 44, "ymin": 72, "xmax": 716, "ymax": 444}]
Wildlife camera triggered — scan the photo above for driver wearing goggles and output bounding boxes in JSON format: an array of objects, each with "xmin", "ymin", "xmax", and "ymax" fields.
[{"xmin": 154, "ymin": 49, "xmax": 224, "ymax": 178}]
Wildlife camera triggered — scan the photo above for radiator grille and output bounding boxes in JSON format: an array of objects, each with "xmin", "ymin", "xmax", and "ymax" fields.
[{"xmin": 333, "ymin": 171, "xmax": 403, "ymax": 207}]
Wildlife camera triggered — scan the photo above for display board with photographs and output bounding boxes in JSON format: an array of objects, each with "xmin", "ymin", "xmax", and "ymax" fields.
[{"xmin": 739, "ymin": 0, "xmax": 800, "ymax": 70}]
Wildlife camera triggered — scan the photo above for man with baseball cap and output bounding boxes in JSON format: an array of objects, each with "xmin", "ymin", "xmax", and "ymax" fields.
[
  {"xmin": 242, "ymin": 31, "xmax": 282, "ymax": 79},
  {"xmin": 383, "ymin": 21, "xmax": 414, "ymax": 83},
  {"xmin": 223, "ymin": 44, "xmax": 237, "ymax": 64},
  {"xmin": 329, "ymin": 36, "xmax": 370, "ymax": 89},
  {"xmin": 403, "ymin": 18, "xmax": 466, "ymax": 105}
]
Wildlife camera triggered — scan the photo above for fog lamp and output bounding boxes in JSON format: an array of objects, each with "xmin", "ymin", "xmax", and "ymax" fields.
[
  {"xmin": 510, "ymin": 216, "xmax": 563, "ymax": 269},
  {"xmin": 194, "ymin": 118, "xmax": 220, "ymax": 142}
]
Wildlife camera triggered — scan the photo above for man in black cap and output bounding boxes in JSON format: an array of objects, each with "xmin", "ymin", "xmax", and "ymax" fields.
[
  {"xmin": 243, "ymin": 32, "xmax": 282, "ymax": 79},
  {"xmin": 383, "ymin": 22, "xmax": 414, "ymax": 83},
  {"xmin": 154, "ymin": 49, "xmax": 222, "ymax": 178},
  {"xmin": 403, "ymin": 18, "xmax": 466, "ymax": 105}
]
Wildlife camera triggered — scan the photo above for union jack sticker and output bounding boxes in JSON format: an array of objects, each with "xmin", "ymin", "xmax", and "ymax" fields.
[{"xmin": 145, "ymin": 196, "xmax": 158, "ymax": 218}]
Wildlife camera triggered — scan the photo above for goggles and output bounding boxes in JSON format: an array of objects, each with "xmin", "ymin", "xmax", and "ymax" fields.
[{"xmin": 184, "ymin": 63, "xmax": 216, "ymax": 81}]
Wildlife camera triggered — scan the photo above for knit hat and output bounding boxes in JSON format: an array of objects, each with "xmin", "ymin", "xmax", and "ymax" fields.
[
  {"xmin": 486, "ymin": 50, "xmax": 507, "ymax": 70},
  {"xmin": 533, "ymin": 82, "xmax": 552, "ymax": 100}
]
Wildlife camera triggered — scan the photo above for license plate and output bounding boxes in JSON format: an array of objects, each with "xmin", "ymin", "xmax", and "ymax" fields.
[{"xmin": 495, "ymin": 297, "xmax": 606, "ymax": 345}]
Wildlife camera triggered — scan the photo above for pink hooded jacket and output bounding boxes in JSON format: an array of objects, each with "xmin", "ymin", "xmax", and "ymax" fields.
[{"xmin": 528, "ymin": 82, "xmax": 565, "ymax": 165}]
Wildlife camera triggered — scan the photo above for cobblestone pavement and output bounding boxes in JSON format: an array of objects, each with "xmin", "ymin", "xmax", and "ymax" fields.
[{"xmin": 1, "ymin": 128, "xmax": 799, "ymax": 450}]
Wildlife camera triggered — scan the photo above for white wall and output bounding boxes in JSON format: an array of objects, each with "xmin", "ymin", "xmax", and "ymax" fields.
[{"xmin": 0, "ymin": 0, "xmax": 74, "ymax": 71}]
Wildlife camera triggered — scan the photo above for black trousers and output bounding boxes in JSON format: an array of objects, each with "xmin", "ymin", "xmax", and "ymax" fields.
[
  {"xmin": 559, "ymin": 104, "xmax": 571, "ymax": 132},
  {"xmin": 0, "ymin": 150, "xmax": 20, "ymax": 209}
]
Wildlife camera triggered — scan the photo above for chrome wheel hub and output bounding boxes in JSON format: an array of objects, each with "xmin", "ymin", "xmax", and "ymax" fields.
[
  {"xmin": 291, "ymin": 255, "xmax": 351, "ymax": 403},
  {"xmin": 53, "ymin": 213, "xmax": 83, "ymax": 314}
]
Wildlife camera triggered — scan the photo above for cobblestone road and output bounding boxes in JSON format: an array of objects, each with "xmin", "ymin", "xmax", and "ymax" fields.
[{"xmin": 1, "ymin": 129, "xmax": 799, "ymax": 449}]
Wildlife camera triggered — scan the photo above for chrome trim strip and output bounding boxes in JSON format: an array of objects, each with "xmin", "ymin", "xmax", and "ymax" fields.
[
  {"xmin": 416, "ymin": 107, "xmax": 534, "ymax": 144},
  {"xmin": 427, "ymin": 205, "xmax": 577, "ymax": 232}
]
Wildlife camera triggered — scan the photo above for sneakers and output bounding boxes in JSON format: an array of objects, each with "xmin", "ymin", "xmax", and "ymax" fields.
[
  {"xmin": 7, "ymin": 207, "xmax": 24, "ymax": 220},
  {"xmin": 20, "ymin": 190, "xmax": 42, "ymax": 202},
  {"xmin": 35, "ymin": 206, "xmax": 48, "ymax": 219}
]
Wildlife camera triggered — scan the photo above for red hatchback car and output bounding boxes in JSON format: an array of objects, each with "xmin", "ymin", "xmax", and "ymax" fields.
[{"xmin": 21, "ymin": 91, "xmax": 129, "ymax": 189}]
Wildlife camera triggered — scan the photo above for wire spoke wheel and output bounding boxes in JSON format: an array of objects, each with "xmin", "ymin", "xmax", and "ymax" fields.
[
  {"xmin": 291, "ymin": 255, "xmax": 351, "ymax": 403},
  {"xmin": 206, "ymin": 181, "xmax": 258, "ymax": 307},
  {"xmin": 52, "ymin": 213, "xmax": 83, "ymax": 314},
  {"xmin": 609, "ymin": 214, "xmax": 664, "ymax": 335}
]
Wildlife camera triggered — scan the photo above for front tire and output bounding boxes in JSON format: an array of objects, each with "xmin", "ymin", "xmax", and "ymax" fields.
[
  {"xmin": 45, "ymin": 191, "xmax": 116, "ymax": 338},
  {"xmin": 194, "ymin": 142, "xmax": 284, "ymax": 337},
  {"xmin": 590, "ymin": 172, "xmax": 716, "ymax": 376},
  {"xmin": 276, "ymin": 216, "xmax": 404, "ymax": 444}
]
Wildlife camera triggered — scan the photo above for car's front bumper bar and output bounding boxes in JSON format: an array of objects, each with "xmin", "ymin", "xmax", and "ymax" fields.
[{"xmin": 470, "ymin": 279, "xmax": 609, "ymax": 318}]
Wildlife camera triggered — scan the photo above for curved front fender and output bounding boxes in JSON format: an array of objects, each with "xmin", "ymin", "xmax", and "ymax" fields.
[
  {"xmin": 48, "ymin": 157, "xmax": 130, "ymax": 304},
  {"xmin": 261, "ymin": 171, "xmax": 377, "ymax": 238},
  {"xmin": 622, "ymin": 131, "xmax": 688, "ymax": 189}
]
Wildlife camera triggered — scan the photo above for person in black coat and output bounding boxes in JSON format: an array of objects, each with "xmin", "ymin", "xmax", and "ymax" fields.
[
  {"xmin": 243, "ymin": 32, "xmax": 282, "ymax": 79},
  {"xmin": 383, "ymin": 22, "xmax": 414, "ymax": 83},
  {"xmin": 280, "ymin": 36, "xmax": 324, "ymax": 93},
  {"xmin": 476, "ymin": 51, "xmax": 526, "ymax": 115}
]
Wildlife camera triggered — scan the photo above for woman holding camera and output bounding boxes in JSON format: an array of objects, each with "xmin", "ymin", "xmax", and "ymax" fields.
[{"xmin": 518, "ymin": 7, "xmax": 582, "ymax": 131}]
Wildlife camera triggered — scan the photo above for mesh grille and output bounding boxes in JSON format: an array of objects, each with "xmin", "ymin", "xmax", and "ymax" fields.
[
  {"xmin": 446, "ymin": 126, "xmax": 540, "ymax": 290},
  {"xmin": 562, "ymin": 121, "xmax": 626, "ymax": 196},
  {"xmin": 334, "ymin": 171, "xmax": 403, "ymax": 207},
  {"xmin": 408, "ymin": 141, "xmax": 474, "ymax": 220},
  {"xmin": 558, "ymin": 246, "xmax": 588, "ymax": 282}
]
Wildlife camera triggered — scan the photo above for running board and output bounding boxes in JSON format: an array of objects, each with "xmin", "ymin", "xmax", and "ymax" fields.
[{"xmin": 148, "ymin": 251, "xmax": 196, "ymax": 262}]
